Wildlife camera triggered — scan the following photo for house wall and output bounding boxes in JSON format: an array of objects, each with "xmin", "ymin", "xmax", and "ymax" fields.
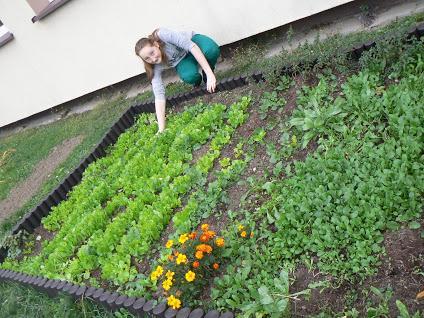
[{"xmin": 0, "ymin": 0, "xmax": 352, "ymax": 127}]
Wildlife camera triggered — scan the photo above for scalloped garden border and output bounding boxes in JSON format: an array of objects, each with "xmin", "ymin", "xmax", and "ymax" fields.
[{"xmin": 0, "ymin": 22, "xmax": 423, "ymax": 317}]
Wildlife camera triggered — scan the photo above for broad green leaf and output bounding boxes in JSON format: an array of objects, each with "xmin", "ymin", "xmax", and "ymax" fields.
[
  {"xmin": 258, "ymin": 286, "xmax": 273, "ymax": 305},
  {"xmin": 395, "ymin": 300, "xmax": 411, "ymax": 318},
  {"xmin": 408, "ymin": 221, "xmax": 421, "ymax": 230}
]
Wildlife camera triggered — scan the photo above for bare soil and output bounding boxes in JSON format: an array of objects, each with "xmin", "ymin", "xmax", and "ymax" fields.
[{"xmin": 29, "ymin": 225, "xmax": 56, "ymax": 258}]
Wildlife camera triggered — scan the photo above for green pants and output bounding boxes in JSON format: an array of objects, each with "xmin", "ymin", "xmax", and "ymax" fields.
[{"xmin": 175, "ymin": 34, "xmax": 220, "ymax": 86}]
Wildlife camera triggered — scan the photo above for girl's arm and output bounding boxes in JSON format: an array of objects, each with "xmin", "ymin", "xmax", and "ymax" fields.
[
  {"xmin": 155, "ymin": 99, "xmax": 166, "ymax": 132},
  {"xmin": 151, "ymin": 65, "xmax": 167, "ymax": 133},
  {"xmin": 157, "ymin": 29, "xmax": 216, "ymax": 92},
  {"xmin": 190, "ymin": 44, "xmax": 216, "ymax": 93}
]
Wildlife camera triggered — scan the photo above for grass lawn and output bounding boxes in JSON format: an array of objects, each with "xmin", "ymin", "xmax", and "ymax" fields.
[{"xmin": 0, "ymin": 96, "xmax": 132, "ymax": 240}]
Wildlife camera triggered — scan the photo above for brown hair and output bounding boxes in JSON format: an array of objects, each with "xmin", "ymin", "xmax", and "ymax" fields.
[{"xmin": 134, "ymin": 29, "xmax": 168, "ymax": 82}]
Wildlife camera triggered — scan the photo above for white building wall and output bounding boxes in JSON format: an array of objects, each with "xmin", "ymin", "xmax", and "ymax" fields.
[{"xmin": 0, "ymin": 0, "xmax": 352, "ymax": 127}]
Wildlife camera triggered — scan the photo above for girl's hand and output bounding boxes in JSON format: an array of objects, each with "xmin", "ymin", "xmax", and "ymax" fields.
[
  {"xmin": 156, "ymin": 127, "xmax": 166, "ymax": 135},
  {"xmin": 206, "ymin": 72, "xmax": 216, "ymax": 93}
]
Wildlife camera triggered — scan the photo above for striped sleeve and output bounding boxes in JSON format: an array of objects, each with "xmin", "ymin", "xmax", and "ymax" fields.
[{"xmin": 151, "ymin": 65, "xmax": 166, "ymax": 101}]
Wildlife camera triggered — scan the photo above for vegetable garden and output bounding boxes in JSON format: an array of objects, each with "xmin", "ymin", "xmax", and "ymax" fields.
[{"xmin": 1, "ymin": 20, "xmax": 423, "ymax": 318}]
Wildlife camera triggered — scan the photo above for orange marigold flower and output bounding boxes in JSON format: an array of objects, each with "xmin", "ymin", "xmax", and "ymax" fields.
[
  {"xmin": 200, "ymin": 234, "xmax": 210, "ymax": 242},
  {"xmin": 215, "ymin": 237, "xmax": 225, "ymax": 247},
  {"xmin": 196, "ymin": 244, "xmax": 212, "ymax": 254},
  {"xmin": 207, "ymin": 230, "xmax": 216, "ymax": 238},
  {"xmin": 168, "ymin": 255, "xmax": 174, "ymax": 261},
  {"xmin": 193, "ymin": 261, "xmax": 200, "ymax": 268},
  {"xmin": 173, "ymin": 250, "xmax": 179, "ymax": 256},
  {"xmin": 213, "ymin": 263, "xmax": 219, "ymax": 270},
  {"xmin": 195, "ymin": 251, "xmax": 204, "ymax": 260},
  {"xmin": 250, "ymin": 232, "xmax": 254, "ymax": 238},
  {"xmin": 241, "ymin": 231, "xmax": 247, "ymax": 238},
  {"xmin": 201, "ymin": 224, "xmax": 209, "ymax": 231},
  {"xmin": 189, "ymin": 232, "xmax": 197, "ymax": 240},
  {"xmin": 196, "ymin": 244, "xmax": 212, "ymax": 253}
]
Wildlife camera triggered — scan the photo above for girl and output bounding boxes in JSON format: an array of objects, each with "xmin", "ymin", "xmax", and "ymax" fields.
[{"xmin": 135, "ymin": 28, "xmax": 221, "ymax": 133}]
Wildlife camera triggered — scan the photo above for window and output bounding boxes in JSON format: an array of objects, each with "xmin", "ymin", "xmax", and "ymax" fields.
[
  {"xmin": 0, "ymin": 20, "xmax": 14, "ymax": 48},
  {"xmin": 26, "ymin": 0, "xmax": 72, "ymax": 23}
]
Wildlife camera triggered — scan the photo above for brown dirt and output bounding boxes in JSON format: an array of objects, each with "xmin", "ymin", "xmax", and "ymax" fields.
[
  {"xmin": 204, "ymin": 83, "xmax": 272, "ymax": 212},
  {"xmin": 290, "ymin": 219, "xmax": 424, "ymax": 317},
  {"xmin": 218, "ymin": 75, "xmax": 303, "ymax": 213},
  {"xmin": 290, "ymin": 139, "xmax": 319, "ymax": 162},
  {"xmin": 28, "ymin": 225, "xmax": 56, "ymax": 258},
  {"xmin": 0, "ymin": 135, "xmax": 84, "ymax": 223},
  {"xmin": 190, "ymin": 139, "xmax": 212, "ymax": 165}
]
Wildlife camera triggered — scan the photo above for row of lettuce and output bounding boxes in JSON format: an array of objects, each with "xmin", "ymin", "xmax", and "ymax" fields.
[{"xmin": 0, "ymin": 97, "xmax": 251, "ymax": 285}]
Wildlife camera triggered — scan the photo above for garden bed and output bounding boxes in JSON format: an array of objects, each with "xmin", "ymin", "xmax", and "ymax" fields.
[{"xmin": 1, "ymin": 23, "xmax": 424, "ymax": 318}]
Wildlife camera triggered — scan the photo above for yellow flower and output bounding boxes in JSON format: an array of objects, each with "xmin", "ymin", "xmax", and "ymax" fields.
[
  {"xmin": 165, "ymin": 240, "xmax": 174, "ymax": 248},
  {"xmin": 162, "ymin": 279, "xmax": 173, "ymax": 291},
  {"xmin": 201, "ymin": 223, "xmax": 209, "ymax": 231},
  {"xmin": 150, "ymin": 265, "xmax": 164, "ymax": 281},
  {"xmin": 178, "ymin": 233, "xmax": 189, "ymax": 244},
  {"xmin": 165, "ymin": 270, "xmax": 175, "ymax": 280},
  {"xmin": 238, "ymin": 224, "xmax": 244, "ymax": 231},
  {"xmin": 155, "ymin": 265, "xmax": 164, "ymax": 276},
  {"xmin": 241, "ymin": 231, "xmax": 247, "ymax": 238},
  {"xmin": 176, "ymin": 253, "xmax": 188, "ymax": 265},
  {"xmin": 215, "ymin": 237, "xmax": 225, "ymax": 247},
  {"xmin": 185, "ymin": 270, "xmax": 196, "ymax": 282},
  {"xmin": 167, "ymin": 295, "xmax": 182, "ymax": 309},
  {"xmin": 150, "ymin": 271, "xmax": 158, "ymax": 281}
]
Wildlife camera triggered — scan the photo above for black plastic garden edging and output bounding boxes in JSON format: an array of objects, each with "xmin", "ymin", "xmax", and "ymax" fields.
[{"xmin": 0, "ymin": 22, "xmax": 423, "ymax": 317}]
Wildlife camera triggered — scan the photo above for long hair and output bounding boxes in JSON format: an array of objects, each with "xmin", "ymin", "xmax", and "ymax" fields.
[{"xmin": 134, "ymin": 29, "xmax": 168, "ymax": 82}]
